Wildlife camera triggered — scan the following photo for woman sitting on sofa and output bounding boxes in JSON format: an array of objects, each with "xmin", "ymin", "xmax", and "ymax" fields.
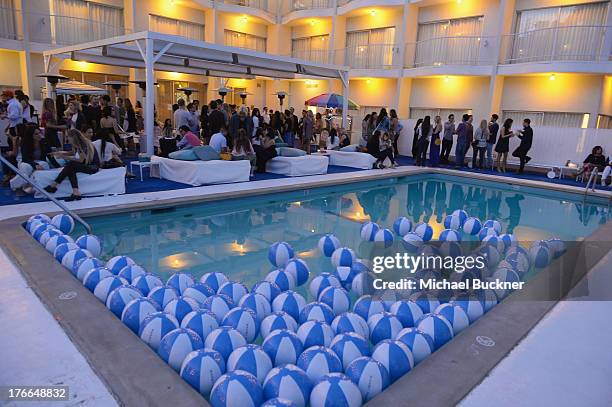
[
  {"xmin": 253, "ymin": 127, "xmax": 278, "ymax": 173},
  {"xmin": 232, "ymin": 128, "xmax": 257, "ymax": 176},
  {"xmin": 10, "ymin": 125, "xmax": 51, "ymax": 193}
]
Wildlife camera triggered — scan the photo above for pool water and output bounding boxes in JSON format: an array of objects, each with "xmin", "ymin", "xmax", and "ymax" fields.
[{"xmin": 82, "ymin": 174, "xmax": 610, "ymax": 300}]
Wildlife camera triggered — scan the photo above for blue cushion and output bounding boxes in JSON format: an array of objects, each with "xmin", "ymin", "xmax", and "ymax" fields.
[
  {"xmin": 279, "ymin": 147, "xmax": 306, "ymax": 157},
  {"xmin": 193, "ymin": 145, "xmax": 220, "ymax": 161},
  {"xmin": 340, "ymin": 144, "xmax": 359, "ymax": 152},
  {"xmin": 169, "ymin": 149, "xmax": 198, "ymax": 161}
]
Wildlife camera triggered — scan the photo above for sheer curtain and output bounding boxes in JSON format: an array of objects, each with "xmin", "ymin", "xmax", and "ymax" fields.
[
  {"xmin": 150, "ymin": 15, "xmax": 204, "ymax": 41},
  {"xmin": 292, "ymin": 35, "xmax": 328, "ymax": 63},
  {"xmin": 345, "ymin": 30, "xmax": 369, "ymax": 68},
  {"xmin": 224, "ymin": 30, "xmax": 266, "ymax": 51},
  {"xmin": 415, "ymin": 16, "xmax": 483, "ymax": 66},
  {"xmin": 89, "ymin": 3, "xmax": 123, "ymax": 40},
  {"xmin": 502, "ymin": 111, "xmax": 586, "ymax": 128},
  {"xmin": 346, "ymin": 28, "xmax": 394, "ymax": 68},
  {"xmin": 53, "ymin": 0, "xmax": 87, "ymax": 45},
  {"xmin": 0, "ymin": 0, "xmax": 16, "ymax": 40}
]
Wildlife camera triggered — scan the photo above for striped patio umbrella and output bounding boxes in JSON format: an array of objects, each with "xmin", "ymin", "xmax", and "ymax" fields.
[{"xmin": 305, "ymin": 93, "xmax": 359, "ymax": 110}]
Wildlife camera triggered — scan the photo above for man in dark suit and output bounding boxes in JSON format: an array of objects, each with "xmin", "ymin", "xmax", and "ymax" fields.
[{"xmin": 513, "ymin": 118, "xmax": 533, "ymax": 174}]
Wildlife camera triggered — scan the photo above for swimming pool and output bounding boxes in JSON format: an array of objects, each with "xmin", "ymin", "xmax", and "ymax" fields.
[{"xmin": 81, "ymin": 173, "xmax": 610, "ymax": 295}]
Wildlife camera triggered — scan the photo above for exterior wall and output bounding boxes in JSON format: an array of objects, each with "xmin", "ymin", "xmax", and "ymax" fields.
[
  {"xmin": 133, "ymin": 1, "xmax": 206, "ymax": 34},
  {"xmin": 0, "ymin": 50, "xmax": 23, "ymax": 87},
  {"xmin": 514, "ymin": 0, "xmax": 605, "ymax": 11},
  {"xmin": 349, "ymin": 78, "xmax": 397, "ymax": 108},
  {"xmin": 600, "ymin": 76, "xmax": 612, "ymax": 116},
  {"xmin": 291, "ymin": 19, "xmax": 333, "ymax": 39},
  {"xmin": 216, "ymin": 12, "xmax": 269, "ymax": 43}
]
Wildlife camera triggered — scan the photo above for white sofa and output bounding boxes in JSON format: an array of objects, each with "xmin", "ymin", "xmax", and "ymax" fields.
[
  {"xmin": 327, "ymin": 150, "xmax": 377, "ymax": 169},
  {"xmin": 150, "ymin": 155, "xmax": 251, "ymax": 186},
  {"xmin": 32, "ymin": 166, "xmax": 127, "ymax": 198},
  {"xmin": 266, "ymin": 155, "xmax": 329, "ymax": 177}
]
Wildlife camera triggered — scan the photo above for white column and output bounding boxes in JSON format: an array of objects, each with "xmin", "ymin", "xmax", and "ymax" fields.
[
  {"xmin": 20, "ymin": 0, "xmax": 33, "ymax": 98},
  {"xmin": 341, "ymin": 71, "xmax": 348, "ymax": 128},
  {"xmin": 145, "ymin": 37, "xmax": 155, "ymax": 156}
]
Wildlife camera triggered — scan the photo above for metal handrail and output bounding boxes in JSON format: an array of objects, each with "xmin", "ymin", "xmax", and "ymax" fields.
[
  {"xmin": 585, "ymin": 167, "xmax": 598, "ymax": 195},
  {"xmin": 0, "ymin": 155, "xmax": 92, "ymax": 234}
]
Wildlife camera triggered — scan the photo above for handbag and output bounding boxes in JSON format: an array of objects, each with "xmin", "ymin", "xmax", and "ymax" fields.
[
  {"xmin": 434, "ymin": 138, "xmax": 442, "ymax": 146},
  {"xmin": 219, "ymin": 151, "xmax": 232, "ymax": 161}
]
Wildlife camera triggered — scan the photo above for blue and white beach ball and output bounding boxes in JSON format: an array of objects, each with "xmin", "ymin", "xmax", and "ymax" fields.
[
  {"xmin": 331, "ymin": 312, "xmax": 369, "ymax": 339},
  {"xmin": 402, "ymin": 232, "xmax": 424, "ymax": 253},
  {"xmin": 61, "ymin": 248, "xmax": 92, "ymax": 270},
  {"xmin": 318, "ymin": 234, "xmax": 341, "ymax": 257},
  {"xmin": 132, "ymin": 273, "xmax": 164, "ymax": 296},
  {"xmin": 262, "ymin": 397, "xmax": 300, "ymax": 407},
  {"xmin": 475, "ymin": 287, "xmax": 499, "ymax": 313},
  {"xmin": 106, "ymin": 256, "xmax": 136, "ymax": 275},
  {"xmin": 297, "ymin": 346, "xmax": 343, "ymax": 382},
  {"xmin": 139, "ymin": 311, "xmax": 180, "ymax": 351},
  {"xmin": 261, "ymin": 311, "xmax": 298, "ymax": 338},
  {"xmin": 202, "ymin": 294, "xmax": 235, "ymax": 323},
  {"xmin": 147, "ymin": 285, "xmax": 180, "ymax": 309},
  {"xmin": 476, "ymin": 244, "xmax": 501, "ymax": 269},
  {"xmin": 75, "ymin": 234, "xmax": 102, "ymax": 257},
  {"xmin": 393, "ymin": 217, "xmax": 413, "ymax": 237},
  {"xmin": 39, "ymin": 228, "xmax": 61, "ymax": 246},
  {"xmin": 93, "ymin": 275, "xmax": 128, "ymax": 302},
  {"xmin": 529, "ymin": 242, "xmax": 552, "ymax": 269},
  {"xmin": 482, "ymin": 234, "xmax": 505, "ymax": 254},
  {"xmin": 546, "ymin": 238, "xmax": 567, "ymax": 259},
  {"xmin": 210, "ymin": 370, "xmax": 263, "ymax": 407},
  {"xmin": 360, "ymin": 221, "xmax": 380, "ymax": 242},
  {"xmin": 478, "ymin": 227, "xmax": 498, "ymax": 241},
  {"xmin": 310, "ymin": 373, "xmax": 362, "ymax": 407},
  {"xmin": 353, "ymin": 295, "xmax": 386, "ymax": 321},
  {"xmin": 483, "ymin": 219, "xmax": 502, "ymax": 234},
  {"xmin": 371, "ymin": 339, "xmax": 414, "ymax": 383},
  {"xmin": 158, "ymin": 328, "xmax": 204, "ymax": 371},
  {"xmin": 239, "ymin": 292, "xmax": 272, "ymax": 323},
  {"xmin": 297, "ymin": 320, "xmax": 334, "ymax": 348},
  {"xmin": 262, "ymin": 329, "xmax": 304, "ymax": 366},
  {"xmin": 345, "ymin": 356, "xmax": 389, "ymax": 402},
  {"xmin": 434, "ymin": 303, "xmax": 469, "ymax": 335},
  {"xmin": 452, "ymin": 209, "xmax": 469, "ymax": 224},
  {"xmin": 389, "ymin": 300, "xmax": 423, "ymax": 328},
  {"xmin": 181, "ymin": 309, "xmax": 219, "ymax": 340},
  {"xmin": 350, "ymin": 271, "xmax": 375, "ymax": 297},
  {"xmin": 269, "ymin": 242, "xmax": 295, "ymax": 268},
  {"xmin": 416, "ymin": 313, "xmax": 454, "ymax": 350},
  {"xmin": 164, "ymin": 296, "xmax": 200, "ymax": 324},
  {"xmin": 252, "ymin": 281, "xmax": 282, "ymax": 302},
  {"xmin": 227, "ymin": 344, "xmax": 273, "ymax": 383},
  {"xmin": 45, "ymin": 234, "xmax": 74, "ymax": 254},
  {"xmin": 490, "ymin": 268, "xmax": 521, "ymax": 300},
  {"xmin": 300, "ymin": 302, "xmax": 335, "ymax": 325},
  {"xmin": 263, "ymin": 365, "xmax": 312, "ymax": 407},
  {"xmin": 199, "ymin": 271, "xmax": 229, "ymax": 293},
  {"xmin": 82, "ymin": 267, "xmax": 113, "ymax": 292},
  {"xmin": 499, "ymin": 233, "xmax": 518, "ymax": 251},
  {"xmin": 450, "ymin": 294, "xmax": 485, "ymax": 324},
  {"xmin": 331, "ymin": 247, "xmax": 356, "ymax": 268},
  {"xmin": 374, "ymin": 228, "xmax": 394, "ymax": 248},
  {"xmin": 51, "ymin": 214, "xmax": 74, "ymax": 234},
  {"xmin": 463, "ymin": 217, "xmax": 482, "ymax": 235},
  {"xmin": 396, "ymin": 327, "xmax": 435, "ymax": 365},
  {"xmin": 414, "ymin": 222, "xmax": 434, "ymax": 241},
  {"xmin": 218, "ymin": 281, "xmax": 249, "ymax": 304},
  {"xmin": 27, "ymin": 213, "xmax": 51, "ymax": 229},
  {"xmin": 73, "ymin": 257, "xmax": 104, "ymax": 280},
  {"xmin": 443, "ymin": 215, "xmax": 461, "ymax": 231},
  {"xmin": 330, "ymin": 332, "xmax": 370, "ymax": 370},
  {"xmin": 222, "ymin": 307, "xmax": 259, "ymax": 343},
  {"xmin": 183, "ymin": 282, "xmax": 216, "ymax": 306},
  {"xmin": 167, "ymin": 272, "xmax": 195, "ymax": 296},
  {"xmin": 409, "ymin": 292, "xmax": 441, "ymax": 314},
  {"xmin": 180, "ymin": 349, "xmax": 225, "ymax": 397},
  {"xmin": 266, "ymin": 269, "xmax": 296, "ymax": 292},
  {"xmin": 106, "ymin": 285, "xmax": 142, "ymax": 317},
  {"xmin": 121, "ymin": 297, "xmax": 161, "ymax": 333},
  {"xmin": 272, "ymin": 291, "xmax": 307, "ymax": 322},
  {"xmin": 334, "ymin": 266, "xmax": 359, "ymax": 290},
  {"xmin": 204, "ymin": 326, "xmax": 248, "ymax": 361},
  {"xmin": 53, "ymin": 242, "xmax": 79, "ymax": 262},
  {"xmin": 117, "ymin": 264, "xmax": 147, "ymax": 284},
  {"xmin": 309, "ymin": 273, "xmax": 341, "ymax": 299},
  {"xmin": 32, "ymin": 223, "xmax": 54, "ymax": 242},
  {"xmin": 439, "ymin": 241, "xmax": 463, "ymax": 258},
  {"xmin": 285, "ymin": 259, "xmax": 310, "ymax": 286},
  {"xmin": 367, "ymin": 312, "xmax": 403, "ymax": 345},
  {"xmin": 318, "ymin": 286, "xmax": 351, "ymax": 315},
  {"xmin": 439, "ymin": 229, "xmax": 461, "ymax": 242}
]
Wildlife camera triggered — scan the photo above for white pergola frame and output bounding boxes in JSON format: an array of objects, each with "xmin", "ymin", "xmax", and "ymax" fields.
[{"xmin": 43, "ymin": 31, "xmax": 351, "ymax": 155}]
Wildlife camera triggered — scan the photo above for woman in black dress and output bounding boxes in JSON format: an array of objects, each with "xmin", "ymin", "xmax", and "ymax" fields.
[{"xmin": 495, "ymin": 118, "xmax": 514, "ymax": 173}]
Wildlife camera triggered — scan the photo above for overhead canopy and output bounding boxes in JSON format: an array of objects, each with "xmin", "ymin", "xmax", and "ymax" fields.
[{"xmin": 43, "ymin": 80, "xmax": 108, "ymax": 95}]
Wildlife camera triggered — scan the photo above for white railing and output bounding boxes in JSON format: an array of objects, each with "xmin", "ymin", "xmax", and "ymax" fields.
[
  {"xmin": 284, "ymin": 0, "xmax": 332, "ymax": 13},
  {"xmin": 291, "ymin": 49, "xmax": 330, "ymax": 64},
  {"xmin": 502, "ymin": 25, "xmax": 609, "ymax": 64},
  {"xmin": 407, "ymin": 35, "xmax": 494, "ymax": 67},
  {"xmin": 344, "ymin": 43, "xmax": 400, "ymax": 69},
  {"xmin": 216, "ymin": 0, "xmax": 274, "ymax": 14}
]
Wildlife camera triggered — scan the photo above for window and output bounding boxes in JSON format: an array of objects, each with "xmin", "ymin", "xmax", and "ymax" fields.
[
  {"xmin": 149, "ymin": 15, "xmax": 205, "ymax": 42},
  {"xmin": 415, "ymin": 16, "xmax": 484, "ymax": 66},
  {"xmin": 224, "ymin": 30, "xmax": 266, "ymax": 52},
  {"xmin": 292, "ymin": 35, "xmax": 329, "ymax": 64},
  {"xmin": 410, "ymin": 108, "xmax": 472, "ymax": 120},
  {"xmin": 502, "ymin": 111, "xmax": 589, "ymax": 128},
  {"xmin": 0, "ymin": 0, "xmax": 17, "ymax": 40},
  {"xmin": 52, "ymin": 0, "xmax": 124, "ymax": 45},
  {"xmin": 345, "ymin": 27, "xmax": 396, "ymax": 68},
  {"xmin": 597, "ymin": 114, "xmax": 612, "ymax": 129}
]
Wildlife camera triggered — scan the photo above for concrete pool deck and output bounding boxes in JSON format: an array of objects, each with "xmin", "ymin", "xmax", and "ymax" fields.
[{"xmin": 0, "ymin": 165, "xmax": 611, "ymax": 406}]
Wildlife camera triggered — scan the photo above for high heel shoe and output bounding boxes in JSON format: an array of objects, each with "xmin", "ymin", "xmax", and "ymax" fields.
[
  {"xmin": 44, "ymin": 185, "xmax": 57, "ymax": 193},
  {"xmin": 65, "ymin": 194, "xmax": 82, "ymax": 202}
]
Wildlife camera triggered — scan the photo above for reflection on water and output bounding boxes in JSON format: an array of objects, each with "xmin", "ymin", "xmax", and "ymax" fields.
[{"xmin": 85, "ymin": 176, "xmax": 610, "ymax": 291}]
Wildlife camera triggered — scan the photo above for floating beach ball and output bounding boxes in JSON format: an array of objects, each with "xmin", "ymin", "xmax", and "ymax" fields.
[
  {"xmin": 75, "ymin": 234, "xmax": 102, "ymax": 257},
  {"xmin": 31, "ymin": 223, "xmax": 54, "ymax": 242},
  {"xmin": 263, "ymin": 365, "xmax": 312, "ymax": 407},
  {"xmin": 331, "ymin": 247, "xmax": 356, "ymax": 268},
  {"xmin": 262, "ymin": 398, "xmax": 299, "ymax": 407},
  {"xmin": 491, "ymin": 268, "xmax": 521, "ymax": 300},
  {"xmin": 158, "ymin": 328, "xmax": 204, "ymax": 372},
  {"xmin": 73, "ymin": 257, "xmax": 104, "ymax": 280},
  {"xmin": 252, "ymin": 281, "xmax": 282, "ymax": 302},
  {"xmin": 266, "ymin": 269, "xmax": 296, "ymax": 292},
  {"xmin": 310, "ymin": 373, "xmax": 362, "ymax": 407},
  {"xmin": 181, "ymin": 309, "xmax": 219, "ymax": 340},
  {"xmin": 389, "ymin": 300, "xmax": 423, "ymax": 328},
  {"xmin": 330, "ymin": 332, "xmax": 370, "ymax": 370},
  {"xmin": 396, "ymin": 328, "xmax": 434, "ymax": 365},
  {"xmin": 300, "ymin": 302, "xmax": 335, "ymax": 325},
  {"xmin": 439, "ymin": 229, "xmax": 461, "ymax": 242},
  {"xmin": 297, "ymin": 346, "xmax": 342, "ymax": 382},
  {"xmin": 51, "ymin": 214, "xmax": 74, "ymax": 234},
  {"xmin": 350, "ymin": 271, "xmax": 375, "ymax": 297},
  {"xmin": 374, "ymin": 228, "xmax": 394, "ymax": 248},
  {"xmin": 132, "ymin": 273, "xmax": 164, "ymax": 296},
  {"xmin": 482, "ymin": 234, "xmax": 505, "ymax": 254},
  {"xmin": 180, "ymin": 349, "xmax": 225, "ymax": 397},
  {"xmin": 476, "ymin": 244, "xmax": 501, "ymax": 269},
  {"xmin": 318, "ymin": 234, "xmax": 341, "ymax": 257},
  {"xmin": 121, "ymin": 297, "xmax": 160, "ymax": 333},
  {"xmin": 416, "ymin": 313, "xmax": 454, "ymax": 350},
  {"xmin": 368, "ymin": 312, "xmax": 403, "ymax": 345},
  {"xmin": 200, "ymin": 272, "xmax": 229, "ymax": 293},
  {"xmin": 529, "ymin": 243, "xmax": 552, "ymax": 269},
  {"xmin": 218, "ymin": 281, "xmax": 249, "ymax": 304},
  {"xmin": 269, "ymin": 242, "xmax": 295, "ymax": 268},
  {"xmin": 239, "ymin": 292, "xmax": 272, "ymax": 323},
  {"xmin": 478, "ymin": 227, "xmax": 497, "ymax": 241},
  {"xmin": 452, "ymin": 209, "xmax": 469, "ymax": 224},
  {"xmin": 483, "ymin": 219, "xmax": 502, "ymax": 234},
  {"xmin": 82, "ymin": 267, "xmax": 113, "ymax": 292},
  {"xmin": 263, "ymin": 329, "xmax": 304, "ymax": 366},
  {"xmin": 309, "ymin": 273, "xmax": 342, "ymax": 299},
  {"xmin": 94, "ymin": 275, "xmax": 128, "ymax": 302},
  {"xmin": 414, "ymin": 222, "xmax": 434, "ymax": 242},
  {"xmin": 147, "ymin": 285, "xmax": 180, "ymax": 309},
  {"xmin": 475, "ymin": 287, "xmax": 499, "ymax": 313},
  {"xmin": 439, "ymin": 241, "xmax": 463, "ymax": 259},
  {"xmin": 371, "ymin": 339, "xmax": 414, "ymax": 383},
  {"xmin": 353, "ymin": 295, "xmax": 386, "ymax": 321},
  {"xmin": 39, "ymin": 228, "xmax": 61, "ymax": 246},
  {"xmin": 203, "ymin": 294, "xmax": 235, "ymax": 323},
  {"xmin": 222, "ymin": 307, "xmax": 259, "ymax": 343},
  {"xmin": 210, "ymin": 370, "xmax": 263, "ymax": 407},
  {"xmin": 117, "ymin": 264, "xmax": 147, "ymax": 284},
  {"xmin": 393, "ymin": 217, "xmax": 413, "ymax": 237},
  {"xmin": 27, "ymin": 213, "xmax": 51, "ymax": 228},
  {"xmin": 167, "ymin": 272, "xmax": 195, "ymax": 296},
  {"xmin": 54, "ymin": 242, "xmax": 79, "ymax": 262},
  {"xmin": 318, "ymin": 286, "xmax": 351, "ymax": 315},
  {"xmin": 499, "ymin": 234, "xmax": 518, "ymax": 251},
  {"xmin": 205, "ymin": 326, "xmax": 248, "ymax": 361},
  {"xmin": 546, "ymin": 238, "xmax": 567, "ymax": 259},
  {"xmin": 164, "ymin": 296, "xmax": 200, "ymax": 324},
  {"xmin": 45, "ymin": 234, "xmax": 74, "ymax": 253},
  {"xmin": 334, "ymin": 266, "xmax": 358, "ymax": 290},
  {"xmin": 106, "ymin": 255, "xmax": 136, "ymax": 275},
  {"xmin": 463, "ymin": 217, "xmax": 482, "ymax": 235},
  {"xmin": 443, "ymin": 215, "xmax": 460, "ymax": 231},
  {"xmin": 272, "ymin": 291, "xmax": 307, "ymax": 322},
  {"xmin": 183, "ymin": 282, "xmax": 216, "ymax": 306},
  {"xmin": 297, "ymin": 320, "xmax": 334, "ymax": 348},
  {"xmin": 228, "ymin": 344, "xmax": 273, "ymax": 384},
  {"xmin": 261, "ymin": 312, "xmax": 298, "ymax": 338},
  {"xmin": 106, "ymin": 285, "xmax": 142, "ymax": 318},
  {"xmin": 434, "ymin": 303, "xmax": 469, "ymax": 335},
  {"xmin": 285, "ymin": 259, "xmax": 310, "ymax": 286},
  {"xmin": 409, "ymin": 292, "xmax": 441, "ymax": 314},
  {"xmin": 346, "ymin": 356, "xmax": 389, "ymax": 402},
  {"xmin": 360, "ymin": 221, "xmax": 380, "ymax": 241},
  {"xmin": 450, "ymin": 294, "xmax": 485, "ymax": 324},
  {"xmin": 139, "ymin": 311, "xmax": 180, "ymax": 351},
  {"xmin": 402, "ymin": 232, "xmax": 424, "ymax": 253},
  {"xmin": 331, "ymin": 312, "xmax": 369, "ymax": 339}
]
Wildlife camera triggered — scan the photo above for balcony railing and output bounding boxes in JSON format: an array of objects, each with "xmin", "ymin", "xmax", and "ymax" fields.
[
  {"xmin": 502, "ymin": 25, "xmax": 609, "ymax": 64},
  {"xmin": 344, "ymin": 44, "xmax": 400, "ymax": 69},
  {"xmin": 284, "ymin": 0, "xmax": 332, "ymax": 14},
  {"xmin": 291, "ymin": 49, "xmax": 330, "ymax": 64},
  {"xmin": 215, "ymin": 0, "xmax": 274, "ymax": 14},
  {"xmin": 406, "ymin": 35, "xmax": 494, "ymax": 68}
]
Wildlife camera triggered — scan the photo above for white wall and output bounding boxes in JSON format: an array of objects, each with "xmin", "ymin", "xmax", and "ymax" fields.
[{"xmin": 133, "ymin": 1, "xmax": 206, "ymax": 33}]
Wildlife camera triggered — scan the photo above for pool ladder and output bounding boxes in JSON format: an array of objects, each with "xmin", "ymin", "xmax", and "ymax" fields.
[
  {"xmin": 0, "ymin": 155, "xmax": 92, "ymax": 234},
  {"xmin": 584, "ymin": 168, "xmax": 599, "ymax": 195}
]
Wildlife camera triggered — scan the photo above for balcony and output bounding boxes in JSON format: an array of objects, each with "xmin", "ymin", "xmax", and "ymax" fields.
[
  {"xmin": 214, "ymin": 0, "xmax": 275, "ymax": 15},
  {"xmin": 0, "ymin": 6, "xmax": 18, "ymax": 40},
  {"xmin": 283, "ymin": 0, "xmax": 332, "ymax": 14},
  {"xmin": 406, "ymin": 35, "xmax": 494, "ymax": 68},
  {"xmin": 291, "ymin": 49, "xmax": 330, "ymax": 65},
  {"xmin": 344, "ymin": 43, "xmax": 400, "ymax": 69}
]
